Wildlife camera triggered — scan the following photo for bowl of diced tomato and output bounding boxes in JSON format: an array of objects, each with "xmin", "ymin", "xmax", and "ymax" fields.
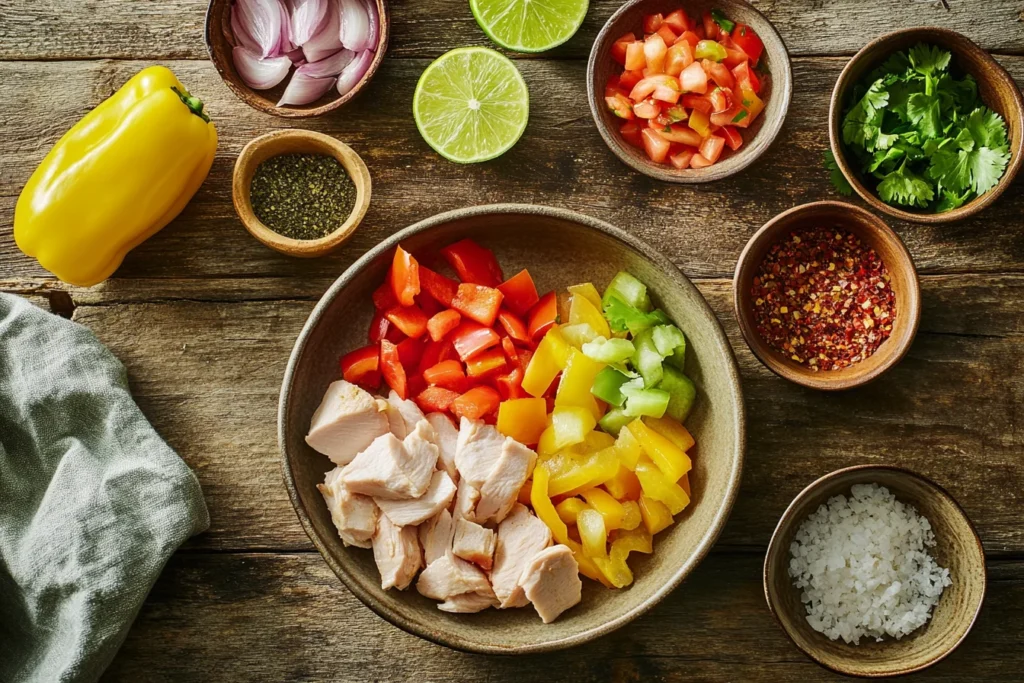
[
  {"xmin": 587, "ymin": 0, "xmax": 792, "ymax": 182},
  {"xmin": 279, "ymin": 204, "xmax": 745, "ymax": 653}
]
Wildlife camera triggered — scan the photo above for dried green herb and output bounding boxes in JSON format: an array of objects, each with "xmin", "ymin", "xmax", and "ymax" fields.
[{"xmin": 250, "ymin": 153, "xmax": 356, "ymax": 240}]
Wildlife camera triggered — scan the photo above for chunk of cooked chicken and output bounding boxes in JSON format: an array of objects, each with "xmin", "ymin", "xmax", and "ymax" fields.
[
  {"xmin": 372, "ymin": 513, "xmax": 423, "ymax": 591},
  {"xmin": 490, "ymin": 503, "xmax": 553, "ymax": 608},
  {"xmin": 400, "ymin": 420, "xmax": 440, "ymax": 495},
  {"xmin": 452, "ymin": 518, "xmax": 496, "ymax": 570},
  {"xmin": 341, "ymin": 424, "xmax": 438, "ymax": 500},
  {"xmin": 426, "ymin": 412, "xmax": 459, "ymax": 483},
  {"xmin": 518, "ymin": 545, "xmax": 582, "ymax": 623},
  {"xmin": 452, "ymin": 476, "xmax": 481, "ymax": 523},
  {"xmin": 454, "ymin": 418, "xmax": 506, "ymax": 489},
  {"xmin": 474, "ymin": 438, "xmax": 537, "ymax": 525},
  {"xmin": 376, "ymin": 470, "xmax": 457, "ymax": 527},
  {"xmin": 416, "ymin": 552, "xmax": 494, "ymax": 602},
  {"xmin": 419, "ymin": 507, "xmax": 455, "ymax": 566},
  {"xmin": 437, "ymin": 592, "xmax": 498, "ymax": 614},
  {"xmin": 317, "ymin": 466, "xmax": 378, "ymax": 548},
  {"xmin": 306, "ymin": 380, "xmax": 389, "ymax": 465},
  {"xmin": 384, "ymin": 390, "xmax": 426, "ymax": 439}
]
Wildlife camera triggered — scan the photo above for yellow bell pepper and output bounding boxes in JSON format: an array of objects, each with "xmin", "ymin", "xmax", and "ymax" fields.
[
  {"xmin": 619, "ymin": 500, "xmax": 642, "ymax": 531},
  {"xmin": 559, "ymin": 322, "xmax": 600, "ymax": 348},
  {"xmin": 568, "ymin": 289, "xmax": 611, "ymax": 338},
  {"xmin": 580, "ymin": 488, "xmax": 626, "ymax": 529},
  {"xmin": 604, "ymin": 464, "xmax": 643, "ymax": 501},
  {"xmin": 636, "ymin": 462, "xmax": 690, "ymax": 515},
  {"xmin": 568, "ymin": 282, "xmax": 603, "ymax": 309},
  {"xmin": 639, "ymin": 495, "xmax": 674, "ymax": 535},
  {"xmin": 531, "ymin": 465, "xmax": 569, "ymax": 544},
  {"xmin": 15, "ymin": 66, "xmax": 217, "ymax": 287},
  {"xmin": 630, "ymin": 419, "xmax": 692, "ymax": 481},
  {"xmin": 580, "ymin": 429, "xmax": 616, "ymax": 453},
  {"xmin": 615, "ymin": 423, "xmax": 643, "ymax": 470},
  {"xmin": 555, "ymin": 497, "xmax": 589, "ymax": 525},
  {"xmin": 644, "ymin": 416, "xmax": 696, "ymax": 452},
  {"xmin": 497, "ymin": 397, "xmax": 548, "ymax": 445},
  {"xmin": 614, "ymin": 526, "xmax": 653, "ymax": 556},
  {"xmin": 549, "ymin": 447, "xmax": 619, "ymax": 496},
  {"xmin": 522, "ymin": 326, "xmax": 570, "ymax": 397},
  {"xmin": 554, "ymin": 349, "xmax": 605, "ymax": 420},
  {"xmin": 549, "ymin": 406, "xmax": 596, "ymax": 451},
  {"xmin": 577, "ymin": 508, "xmax": 608, "ymax": 559}
]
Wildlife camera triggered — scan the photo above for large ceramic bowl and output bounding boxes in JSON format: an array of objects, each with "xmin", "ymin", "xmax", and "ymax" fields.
[{"xmin": 279, "ymin": 204, "xmax": 745, "ymax": 653}]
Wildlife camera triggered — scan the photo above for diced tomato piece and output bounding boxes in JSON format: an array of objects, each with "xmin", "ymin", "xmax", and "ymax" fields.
[
  {"xmin": 643, "ymin": 12, "xmax": 663, "ymax": 34},
  {"xmin": 665, "ymin": 42, "xmax": 694, "ymax": 76},
  {"xmin": 495, "ymin": 366, "xmax": 528, "ymax": 400},
  {"xmin": 606, "ymin": 93, "xmax": 635, "ymax": 120},
  {"xmin": 624, "ymin": 41, "xmax": 646, "ymax": 71},
  {"xmin": 643, "ymin": 34, "xmax": 668, "ymax": 74},
  {"xmin": 605, "ymin": 74, "xmax": 623, "ymax": 97},
  {"xmin": 450, "ymin": 321, "xmax": 501, "ymax": 361},
  {"xmin": 501, "ymin": 336, "xmax": 520, "ymax": 364},
  {"xmin": 723, "ymin": 46, "xmax": 748, "ymax": 69},
  {"xmin": 451, "ymin": 386, "xmax": 501, "ymax": 421},
  {"xmin": 655, "ymin": 24, "xmax": 677, "ymax": 47},
  {"xmin": 426, "ymin": 309, "xmax": 461, "ymax": 342},
  {"xmin": 440, "ymin": 239, "xmax": 503, "ymax": 287},
  {"xmin": 731, "ymin": 87, "xmax": 764, "ymax": 129},
  {"xmin": 682, "ymin": 93, "xmax": 712, "ymax": 114},
  {"xmin": 415, "ymin": 386, "xmax": 460, "ymax": 413},
  {"xmin": 379, "ymin": 339, "xmax": 408, "ymax": 399},
  {"xmin": 466, "ymin": 347, "xmax": 507, "ymax": 378},
  {"xmin": 630, "ymin": 74, "xmax": 681, "ymax": 104},
  {"xmin": 496, "ymin": 269, "xmax": 540, "ymax": 316},
  {"xmin": 497, "ymin": 308, "xmax": 530, "ymax": 344},
  {"xmin": 423, "ymin": 359, "xmax": 468, "ymax": 391},
  {"xmin": 619, "ymin": 69, "xmax": 644, "ymax": 91},
  {"xmin": 732, "ymin": 23, "xmax": 764, "ymax": 65},
  {"xmin": 708, "ymin": 86, "xmax": 733, "ymax": 113},
  {"xmin": 416, "ymin": 339, "xmax": 455, "ymax": 376},
  {"xmin": 340, "ymin": 345, "xmax": 380, "ymax": 388},
  {"xmin": 641, "ymin": 128, "xmax": 671, "ymax": 163},
  {"xmin": 611, "ymin": 31, "xmax": 636, "ymax": 65},
  {"xmin": 680, "ymin": 61, "xmax": 708, "ymax": 94},
  {"xmin": 663, "ymin": 9, "xmax": 690, "ymax": 33},
  {"xmin": 721, "ymin": 125, "xmax": 743, "ymax": 151},
  {"xmin": 732, "ymin": 61, "xmax": 761, "ymax": 94},
  {"xmin": 653, "ymin": 123, "xmax": 703, "ymax": 147},
  {"xmin": 396, "ymin": 335, "xmax": 426, "ymax": 370},
  {"xmin": 701, "ymin": 11, "xmax": 720, "ymax": 41},
  {"xmin": 390, "ymin": 246, "xmax": 420, "ymax": 307},
  {"xmin": 632, "ymin": 98, "xmax": 661, "ymax": 119},
  {"xmin": 670, "ymin": 146, "xmax": 697, "ymax": 169},
  {"xmin": 690, "ymin": 153, "xmax": 714, "ymax": 169},
  {"xmin": 527, "ymin": 292, "xmax": 559, "ymax": 341},
  {"xmin": 384, "ymin": 304, "xmax": 429, "ymax": 338},
  {"xmin": 711, "ymin": 104, "xmax": 743, "ymax": 127},
  {"xmin": 704, "ymin": 60, "xmax": 735, "ymax": 88},
  {"xmin": 620, "ymin": 121, "xmax": 644, "ymax": 148},
  {"xmin": 451, "ymin": 283, "xmax": 503, "ymax": 327},
  {"xmin": 418, "ymin": 266, "xmax": 459, "ymax": 307},
  {"xmin": 677, "ymin": 30, "xmax": 701, "ymax": 49},
  {"xmin": 372, "ymin": 281, "xmax": 398, "ymax": 310}
]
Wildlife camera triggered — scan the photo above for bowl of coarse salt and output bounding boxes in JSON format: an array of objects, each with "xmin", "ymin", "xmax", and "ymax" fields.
[{"xmin": 763, "ymin": 465, "xmax": 986, "ymax": 678}]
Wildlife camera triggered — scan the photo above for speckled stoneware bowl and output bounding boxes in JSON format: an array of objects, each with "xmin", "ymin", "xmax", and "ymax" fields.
[{"xmin": 279, "ymin": 204, "xmax": 746, "ymax": 653}]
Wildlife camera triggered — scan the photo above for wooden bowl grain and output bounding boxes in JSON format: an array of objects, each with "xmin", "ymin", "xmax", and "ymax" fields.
[
  {"xmin": 587, "ymin": 0, "xmax": 792, "ymax": 183},
  {"xmin": 232, "ymin": 129, "xmax": 371, "ymax": 257},
  {"xmin": 279, "ymin": 204, "xmax": 746, "ymax": 653},
  {"xmin": 764, "ymin": 465, "xmax": 987, "ymax": 678},
  {"xmin": 829, "ymin": 27, "xmax": 1024, "ymax": 224},
  {"xmin": 733, "ymin": 201, "xmax": 920, "ymax": 391},
  {"xmin": 204, "ymin": 0, "xmax": 390, "ymax": 118}
]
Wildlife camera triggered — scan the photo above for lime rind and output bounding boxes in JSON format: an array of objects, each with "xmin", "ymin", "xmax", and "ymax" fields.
[
  {"xmin": 470, "ymin": 0, "xmax": 589, "ymax": 53},
  {"xmin": 413, "ymin": 47, "xmax": 530, "ymax": 164}
]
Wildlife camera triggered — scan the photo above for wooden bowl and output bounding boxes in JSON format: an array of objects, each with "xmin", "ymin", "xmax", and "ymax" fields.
[
  {"xmin": 232, "ymin": 129, "xmax": 371, "ymax": 257},
  {"xmin": 205, "ymin": 0, "xmax": 390, "ymax": 118},
  {"xmin": 829, "ymin": 27, "xmax": 1024, "ymax": 224},
  {"xmin": 733, "ymin": 201, "xmax": 920, "ymax": 391},
  {"xmin": 279, "ymin": 204, "xmax": 746, "ymax": 653},
  {"xmin": 764, "ymin": 465, "xmax": 987, "ymax": 678},
  {"xmin": 587, "ymin": 0, "xmax": 792, "ymax": 183}
]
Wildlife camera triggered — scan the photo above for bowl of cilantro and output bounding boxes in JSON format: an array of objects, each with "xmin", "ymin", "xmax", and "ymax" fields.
[{"xmin": 828, "ymin": 27, "xmax": 1024, "ymax": 223}]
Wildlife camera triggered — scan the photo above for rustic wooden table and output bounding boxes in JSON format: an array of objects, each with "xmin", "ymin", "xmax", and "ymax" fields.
[{"xmin": 3, "ymin": 0, "xmax": 1023, "ymax": 680}]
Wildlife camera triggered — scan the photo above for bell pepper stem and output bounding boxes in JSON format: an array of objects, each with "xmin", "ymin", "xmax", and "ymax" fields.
[{"xmin": 171, "ymin": 86, "xmax": 211, "ymax": 123}]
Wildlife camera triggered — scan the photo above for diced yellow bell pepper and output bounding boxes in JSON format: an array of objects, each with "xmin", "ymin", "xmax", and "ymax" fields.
[
  {"xmin": 577, "ymin": 508, "xmax": 608, "ymax": 559},
  {"xmin": 604, "ymin": 464, "xmax": 643, "ymax": 501},
  {"xmin": 550, "ymin": 406, "xmax": 597, "ymax": 450},
  {"xmin": 555, "ymin": 497, "xmax": 589, "ymax": 525},
  {"xmin": 554, "ymin": 349, "xmax": 605, "ymax": 421},
  {"xmin": 549, "ymin": 447, "xmax": 619, "ymax": 497},
  {"xmin": 612, "ymin": 526, "xmax": 653, "ymax": 556},
  {"xmin": 615, "ymin": 423, "xmax": 643, "ymax": 470},
  {"xmin": 619, "ymin": 500, "xmax": 642, "ymax": 531},
  {"xmin": 636, "ymin": 462, "xmax": 690, "ymax": 515},
  {"xmin": 630, "ymin": 419, "xmax": 692, "ymax": 481},
  {"xmin": 536, "ymin": 419, "xmax": 558, "ymax": 456},
  {"xmin": 739, "ymin": 86, "xmax": 765, "ymax": 125},
  {"xmin": 531, "ymin": 466, "xmax": 569, "ymax": 544},
  {"xmin": 522, "ymin": 326, "xmax": 570, "ymax": 397},
  {"xmin": 689, "ymin": 108, "xmax": 711, "ymax": 137},
  {"xmin": 639, "ymin": 495, "xmax": 674, "ymax": 535},
  {"xmin": 593, "ymin": 554, "xmax": 632, "ymax": 588},
  {"xmin": 560, "ymin": 322, "xmax": 600, "ymax": 348},
  {"xmin": 568, "ymin": 282, "xmax": 603, "ymax": 310},
  {"xmin": 679, "ymin": 473, "xmax": 691, "ymax": 497},
  {"xmin": 581, "ymin": 430, "xmax": 616, "ymax": 453},
  {"xmin": 568, "ymin": 291, "xmax": 612, "ymax": 338},
  {"xmin": 580, "ymin": 488, "xmax": 625, "ymax": 529},
  {"xmin": 566, "ymin": 538, "xmax": 613, "ymax": 587},
  {"xmin": 643, "ymin": 416, "xmax": 695, "ymax": 452},
  {"xmin": 497, "ymin": 398, "xmax": 548, "ymax": 445}
]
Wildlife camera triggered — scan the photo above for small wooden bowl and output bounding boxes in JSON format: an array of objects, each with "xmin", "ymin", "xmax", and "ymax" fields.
[
  {"xmin": 232, "ymin": 129, "xmax": 371, "ymax": 257},
  {"xmin": 205, "ymin": 0, "xmax": 390, "ymax": 118},
  {"xmin": 733, "ymin": 201, "xmax": 920, "ymax": 391},
  {"xmin": 829, "ymin": 27, "xmax": 1024, "ymax": 224},
  {"xmin": 764, "ymin": 465, "xmax": 987, "ymax": 678},
  {"xmin": 587, "ymin": 0, "xmax": 793, "ymax": 183}
]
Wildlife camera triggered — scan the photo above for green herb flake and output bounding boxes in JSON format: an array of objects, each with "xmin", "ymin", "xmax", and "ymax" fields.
[
  {"xmin": 824, "ymin": 150, "xmax": 854, "ymax": 196},
  {"xmin": 710, "ymin": 9, "xmax": 735, "ymax": 33},
  {"xmin": 732, "ymin": 110, "xmax": 748, "ymax": 123}
]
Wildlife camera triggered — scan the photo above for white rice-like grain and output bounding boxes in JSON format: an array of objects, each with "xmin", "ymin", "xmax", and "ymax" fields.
[{"xmin": 787, "ymin": 483, "xmax": 951, "ymax": 645}]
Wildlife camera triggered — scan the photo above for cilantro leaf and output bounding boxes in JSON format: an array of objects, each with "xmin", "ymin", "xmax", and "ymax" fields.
[
  {"xmin": 907, "ymin": 92, "xmax": 942, "ymax": 138},
  {"xmin": 710, "ymin": 9, "xmax": 735, "ymax": 33},
  {"xmin": 869, "ymin": 147, "xmax": 906, "ymax": 174},
  {"xmin": 842, "ymin": 79, "xmax": 890, "ymax": 150},
  {"xmin": 908, "ymin": 44, "xmax": 951, "ymax": 77},
  {"xmin": 887, "ymin": 78, "xmax": 924, "ymax": 123},
  {"xmin": 936, "ymin": 189, "xmax": 972, "ymax": 213},
  {"xmin": 928, "ymin": 146, "xmax": 972, "ymax": 193},
  {"xmin": 824, "ymin": 150, "xmax": 853, "ymax": 196},
  {"xmin": 968, "ymin": 145, "xmax": 1011, "ymax": 194},
  {"xmin": 964, "ymin": 107, "xmax": 1008, "ymax": 149},
  {"xmin": 878, "ymin": 160, "xmax": 935, "ymax": 207}
]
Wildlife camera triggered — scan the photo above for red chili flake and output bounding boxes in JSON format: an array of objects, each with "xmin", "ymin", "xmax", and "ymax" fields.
[{"xmin": 750, "ymin": 227, "xmax": 896, "ymax": 371}]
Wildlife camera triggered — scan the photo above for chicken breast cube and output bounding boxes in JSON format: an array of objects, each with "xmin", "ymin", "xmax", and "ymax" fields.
[
  {"xmin": 455, "ymin": 418, "xmax": 506, "ymax": 489},
  {"xmin": 400, "ymin": 420, "xmax": 440, "ymax": 496},
  {"xmin": 372, "ymin": 513, "xmax": 423, "ymax": 591},
  {"xmin": 438, "ymin": 592, "xmax": 498, "ymax": 614},
  {"xmin": 376, "ymin": 470, "xmax": 457, "ymax": 527},
  {"xmin": 452, "ymin": 518, "xmax": 496, "ymax": 570},
  {"xmin": 416, "ymin": 552, "xmax": 493, "ymax": 602},
  {"xmin": 518, "ymin": 545, "xmax": 582, "ymax": 624},
  {"xmin": 342, "ymin": 425, "xmax": 438, "ymax": 500},
  {"xmin": 384, "ymin": 390, "xmax": 426, "ymax": 439},
  {"xmin": 426, "ymin": 412, "xmax": 459, "ymax": 483},
  {"xmin": 453, "ymin": 477, "xmax": 481, "ymax": 523},
  {"xmin": 306, "ymin": 380, "xmax": 389, "ymax": 465},
  {"xmin": 490, "ymin": 503, "xmax": 552, "ymax": 608},
  {"xmin": 317, "ymin": 466, "xmax": 378, "ymax": 548},
  {"xmin": 419, "ymin": 508, "xmax": 456, "ymax": 566},
  {"xmin": 474, "ymin": 438, "xmax": 537, "ymax": 525}
]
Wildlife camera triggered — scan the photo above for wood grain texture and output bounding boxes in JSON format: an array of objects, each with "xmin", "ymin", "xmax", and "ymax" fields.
[
  {"xmin": 2, "ymin": 0, "xmax": 1024, "ymax": 61},
  {"xmin": 2, "ymin": 57, "xmax": 1024, "ymax": 283},
  {"xmin": 100, "ymin": 551, "xmax": 1024, "ymax": 682}
]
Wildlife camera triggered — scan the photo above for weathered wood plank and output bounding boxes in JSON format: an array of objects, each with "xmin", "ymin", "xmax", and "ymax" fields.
[
  {"xmin": 2, "ymin": 0, "xmax": 1023, "ymax": 61},
  {"xmin": 2, "ymin": 57, "xmax": 1024, "ymax": 283},
  {"xmin": 55, "ymin": 274, "xmax": 1024, "ymax": 553},
  {"xmin": 100, "ymin": 551, "xmax": 1024, "ymax": 682}
]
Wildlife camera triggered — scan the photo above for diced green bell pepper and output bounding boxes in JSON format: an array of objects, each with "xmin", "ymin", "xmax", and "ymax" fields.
[
  {"xmin": 658, "ymin": 365, "xmax": 697, "ymax": 422},
  {"xmin": 598, "ymin": 407, "xmax": 633, "ymax": 436},
  {"xmin": 621, "ymin": 383, "xmax": 671, "ymax": 418},
  {"xmin": 582, "ymin": 337, "xmax": 635, "ymax": 364},
  {"xmin": 602, "ymin": 271, "xmax": 651, "ymax": 312},
  {"xmin": 603, "ymin": 297, "xmax": 672, "ymax": 336},
  {"xmin": 652, "ymin": 324, "xmax": 686, "ymax": 370},
  {"xmin": 631, "ymin": 328, "xmax": 665, "ymax": 387},
  {"xmin": 591, "ymin": 366, "xmax": 632, "ymax": 407}
]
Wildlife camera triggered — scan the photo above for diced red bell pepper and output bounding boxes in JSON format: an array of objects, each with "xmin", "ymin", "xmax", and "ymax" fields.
[
  {"xmin": 372, "ymin": 281, "xmax": 399, "ymax": 311},
  {"xmin": 415, "ymin": 290, "xmax": 443, "ymax": 317},
  {"xmin": 527, "ymin": 291, "xmax": 559, "ymax": 340},
  {"xmin": 379, "ymin": 339, "xmax": 408, "ymax": 399},
  {"xmin": 451, "ymin": 283, "xmax": 504, "ymax": 327},
  {"xmin": 451, "ymin": 386, "xmax": 501, "ymax": 421},
  {"xmin": 415, "ymin": 386, "xmax": 460, "ymax": 413},
  {"xmin": 340, "ymin": 345, "xmax": 380, "ymax": 388},
  {"xmin": 407, "ymin": 374, "xmax": 427, "ymax": 400},
  {"xmin": 496, "ymin": 308, "xmax": 530, "ymax": 345},
  {"xmin": 450, "ymin": 321, "xmax": 501, "ymax": 361},
  {"xmin": 496, "ymin": 269, "xmax": 540, "ymax": 316},
  {"xmin": 396, "ymin": 336, "xmax": 426, "ymax": 370},
  {"xmin": 418, "ymin": 266, "xmax": 459, "ymax": 307},
  {"xmin": 732, "ymin": 23, "xmax": 764, "ymax": 65},
  {"xmin": 466, "ymin": 347, "xmax": 507, "ymax": 378},
  {"xmin": 416, "ymin": 339, "xmax": 456, "ymax": 377},
  {"xmin": 384, "ymin": 305, "xmax": 429, "ymax": 339},
  {"xmin": 369, "ymin": 311, "xmax": 405, "ymax": 344},
  {"xmin": 426, "ymin": 309, "xmax": 462, "ymax": 342},
  {"xmin": 495, "ymin": 366, "xmax": 529, "ymax": 400},
  {"xmin": 440, "ymin": 239, "xmax": 503, "ymax": 287},
  {"xmin": 516, "ymin": 347, "xmax": 533, "ymax": 374},
  {"xmin": 501, "ymin": 336, "xmax": 519, "ymax": 365},
  {"xmin": 390, "ymin": 246, "xmax": 420, "ymax": 307},
  {"xmin": 422, "ymin": 359, "xmax": 468, "ymax": 391}
]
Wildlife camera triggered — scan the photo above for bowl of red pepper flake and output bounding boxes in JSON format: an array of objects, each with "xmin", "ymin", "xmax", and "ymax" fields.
[{"xmin": 733, "ymin": 201, "xmax": 920, "ymax": 390}]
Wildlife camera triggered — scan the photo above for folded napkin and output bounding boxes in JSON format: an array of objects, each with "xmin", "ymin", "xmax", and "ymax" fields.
[{"xmin": 0, "ymin": 293, "xmax": 209, "ymax": 683}]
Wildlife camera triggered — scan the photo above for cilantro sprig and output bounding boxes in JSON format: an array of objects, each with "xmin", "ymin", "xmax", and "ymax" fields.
[{"xmin": 828, "ymin": 43, "xmax": 1010, "ymax": 212}]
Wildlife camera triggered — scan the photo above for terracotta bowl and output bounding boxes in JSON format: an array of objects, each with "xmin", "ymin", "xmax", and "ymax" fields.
[
  {"xmin": 279, "ymin": 204, "xmax": 745, "ymax": 653},
  {"xmin": 764, "ymin": 465, "xmax": 987, "ymax": 678},
  {"xmin": 205, "ymin": 0, "xmax": 390, "ymax": 118},
  {"xmin": 829, "ymin": 27, "xmax": 1024, "ymax": 224},
  {"xmin": 733, "ymin": 201, "xmax": 920, "ymax": 391},
  {"xmin": 232, "ymin": 129, "xmax": 371, "ymax": 257},
  {"xmin": 587, "ymin": 0, "xmax": 793, "ymax": 183}
]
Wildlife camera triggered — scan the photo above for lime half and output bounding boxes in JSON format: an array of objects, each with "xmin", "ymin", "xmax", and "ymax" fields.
[
  {"xmin": 413, "ymin": 47, "xmax": 530, "ymax": 164},
  {"xmin": 470, "ymin": 0, "xmax": 589, "ymax": 53}
]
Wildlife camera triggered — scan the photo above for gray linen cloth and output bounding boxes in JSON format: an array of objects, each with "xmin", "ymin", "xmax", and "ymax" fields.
[{"xmin": 0, "ymin": 293, "xmax": 209, "ymax": 683}]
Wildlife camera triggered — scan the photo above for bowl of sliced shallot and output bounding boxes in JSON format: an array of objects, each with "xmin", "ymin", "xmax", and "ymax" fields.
[
  {"xmin": 279, "ymin": 204, "xmax": 745, "ymax": 653},
  {"xmin": 205, "ymin": 0, "xmax": 388, "ymax": 117}
]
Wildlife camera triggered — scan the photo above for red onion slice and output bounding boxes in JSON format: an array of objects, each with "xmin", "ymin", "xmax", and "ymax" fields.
[
  {"xmin": 336, "ymin": 49, "xmax": 374, "ymax": 96},
  {"xmin": 302, "ymin": 0, "xmax": 343, "ymax": 62},
  {"xmin": 288, "ymin": 0, "xmax": 328, "ymax": 46},
  {"xmin": 231, "ymin": 3, "xmax": 262, "ymax": 53},
  {"xmin": 232, "ymin": 46, "xmax": 292, "ymax": 89},
  {"xmin": 297, "ymin": 49, "xmax": 355, "ymax": 78},
  {"xmin": 277, "ymin": 0, "xmax": 295, "ymax": 53},
  {"xmin": 363, "ymin": 0, "xmax": 379, "ymax": 52},
  {"xmin": 338, "ymin": 0, "xmax": 371, "ymax": 52},
  {"xmin": 277, "ymin": 73, "xmax": 338, "ymax": 106},
  {"xmin": 234, "ymin": 0, "xmax": 284, "ymax": 58}
]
